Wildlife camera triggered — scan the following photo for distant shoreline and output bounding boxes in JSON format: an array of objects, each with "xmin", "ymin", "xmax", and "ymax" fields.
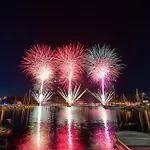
[{"xmin": 0, "ymin": 103, "xmax": 150, "ymax": 111}]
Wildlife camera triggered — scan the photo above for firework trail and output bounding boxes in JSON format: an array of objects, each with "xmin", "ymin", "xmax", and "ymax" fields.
[
  {"xmin": 21, "ymin": 44, "xmax": 55, "ymax": 104},
  {"xmin": 56, "ymin": 43, "xmax": 86, "ymax": 105},
  {"xmin": 87, "ymin": 45, "xmax": 123, "ymax": 105}
]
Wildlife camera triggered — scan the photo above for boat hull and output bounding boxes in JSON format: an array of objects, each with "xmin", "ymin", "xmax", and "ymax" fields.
[{"xmin": 114, "ymin": 131, "xmax": 150, "ymax": 148}]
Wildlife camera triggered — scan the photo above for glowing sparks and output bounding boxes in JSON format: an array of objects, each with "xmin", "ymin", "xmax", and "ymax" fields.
[
  {"xmin": 87, "ymin": 45, "xmax": 123, "ymax": 83},
  {"xmin": 21, "ymin": 44, "xmax": 55, "ymax": 104},
  {"xmin": 58, "ymin": 85, "xmax": 87, "ymax": 106},
  {"xmin": 32, "ymin": 90, "xmax": 53, "ymax": 104},
  {"xmin": 89, "ymin": 90, "xmax": 114, "ymax": 105},
  {"xmin": 56, "ymin": 44, "xmax": 86, "ymax": 105},
  {"xmin": 38, "ymin": 67, "xmax": 51, "ymax": 83},
  {"xmin": 56, "ymin": 43, "xmax": 86, "ymax": 85},
  {"xmin": 87, "ymin": 45, "xmax": 123, "ymax": 105},
  {"xmin": 21, "ymin": 44, "xmax": 54, "ymax": 82},
  {"xmin": 20, "ymin": 43, "xmax": 124, "ymax": 105}
]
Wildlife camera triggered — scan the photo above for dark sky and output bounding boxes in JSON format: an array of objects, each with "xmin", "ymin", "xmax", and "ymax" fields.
[{"xmin": 0, "ymin": 1, "xmax": 149, "ymax": 96}]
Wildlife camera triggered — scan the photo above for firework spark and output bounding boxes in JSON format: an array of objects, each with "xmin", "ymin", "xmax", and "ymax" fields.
[
  {"xmin": 32, "ymin": 90, "xmax": 53, "ymax": 104},
  {"xmin": 21, "ymin": 44, "xmax": 55, "ymax": 104},
  {"xmin": 87, "ymin": 45, "xmax": 123, "ymax": 104},
  {"xmin": 56, "ymin": 43, "xmax": 86, "ymax": 85},
  {"xmin": 89, "ymin": 90, "xmax": 114, "ymax": 105},
  {"xmin": 56, "ymin": 43, "xmax": 86, "ymax": 105},
  {"xmin": 58, "ymin": 85, "xmax": 87, "ymax": 106}
]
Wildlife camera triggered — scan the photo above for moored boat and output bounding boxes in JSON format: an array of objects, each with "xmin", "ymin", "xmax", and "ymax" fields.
[
  {"xmin": 103, "ymin": 104, "xmax": 122, "ymax": 110},
  {"xmin": 114, "ymin": 131, "xmax": 150, "ymax": 150}
]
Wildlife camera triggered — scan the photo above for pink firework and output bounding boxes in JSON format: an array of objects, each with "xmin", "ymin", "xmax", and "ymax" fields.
[
  {"xmin": 21, "ymin": 44, "xmax": 55, "ymax": 91},
  {"xmin": 55, "ymin": 43, "xmax": 86, "ymax": 105},
  {"xmin": 87, "ymin": 45, "xmax": 123, "ymax": 86},
  {"xmin": 91, "ymin": 59, "xmax": 111, "ymax": 82},
  {"xmin": 87, "ymin": 45, "xmax": 123, "ymax": 104},
  {"xmin": 55, "ymin": 43, "xmax": 86, "ymax": 87}
]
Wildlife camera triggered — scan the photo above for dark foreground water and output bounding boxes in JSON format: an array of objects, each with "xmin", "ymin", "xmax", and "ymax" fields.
[{"xmin": 0, "ymin": 106, "xmax": 150, "ymax": 150}]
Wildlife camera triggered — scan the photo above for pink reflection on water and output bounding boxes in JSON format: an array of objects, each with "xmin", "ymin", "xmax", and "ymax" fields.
[
  {"xmin": 67, "ymin": 107, "xmax": 72, "ymax": 149},
  {"xmin": 14, "ymin": 106, "xmax": 117, "ymax": 150},
  {"xmin": 37, "ymin": 105, "xmax": 42, "ymax": 148},
  {"xmin": 92, "ymin": 107, "xmax": 114, "ymax": 150},
  {"xmin": 16, "ymin": 125, "xmax": 52, "ymax": 150},
  {"xmin": 16, "ymin": 106, "xmax": 53, "ymax": 150},
  {"xmin": 55, "ymin": 107, "xmax": 83, "ymax": 150}
]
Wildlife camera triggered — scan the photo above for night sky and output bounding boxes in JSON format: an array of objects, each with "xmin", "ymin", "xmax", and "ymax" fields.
[{"xmin": 0, "ymin": 1, "xmax": 150, "ymax": 96}]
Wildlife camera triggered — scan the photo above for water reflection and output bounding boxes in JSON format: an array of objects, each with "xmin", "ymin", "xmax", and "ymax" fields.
[
  {"xmin": 67, "ymin": 107, "xmax": 72, "ymax": 149},
  {"xmin": 139, "ymin": 111, "xmax": 145, "ymax": 131},
  {"xmin": 101, "ymin": 108, "xmax": 112, "ymax": 149},
  {"xmin": 13, "ymin": 106, "xmax": 55, "ymax": 150},
  {"xmin": 55, "ymin": 107, "xmax": 83, "ymax": 150},
  {"xmin": 145, "ymin": 110, "xmax": 150, "ymax": 130},
  {"xmin": 0, "ymin": 107, "xmax": 149, "ymax": 150},
  {"xmin": 91, "ymin": 107, "xmax": 117, "ymax": 150},
  {"xmin": 119, "ymin": 109, "xmax": 150, "ymax": 132},
  {"xmin": 37, "ymin": 106, "xmax": 42, "ymax": 148}
]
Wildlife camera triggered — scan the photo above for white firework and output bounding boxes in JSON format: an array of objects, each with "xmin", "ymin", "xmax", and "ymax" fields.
[
  {"xmin": 32, "ymin": 90, "xmax": 53, "ymax": 104},
  {"xmin": 57, "ymin": 85, "xmax": 87, "ymax": 106},
  {"xmin": 89, "ymin": 90, "xmax": 114, "ymax": 105}
]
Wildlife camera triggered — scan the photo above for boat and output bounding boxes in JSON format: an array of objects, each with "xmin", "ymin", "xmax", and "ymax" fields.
[
  {"xmin": 114, "ymin": 131, "xmax": 150, "ymax": 150},
  {"xmin": 103, "ymin": 104, "xmax": 122, "ymax": 110}
]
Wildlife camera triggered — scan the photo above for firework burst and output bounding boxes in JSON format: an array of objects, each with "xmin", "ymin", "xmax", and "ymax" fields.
[
  {"xmin": 87, "ymin": 45, "xmax": 123, "ymax": 105},
  {"xmin": 87, "ymin": 45, "xmax": 123, "ymax": 83},
  {"xmin": 55, "ymin": 43, "xmax": 86, "ymax": 105},
  {"xmin": 56, "ymin": 43, "xmax": 86, "ymax": 85},
  {"xmin": 21, "ymin": 44, "xmax": 55, "ymax": 104}
]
